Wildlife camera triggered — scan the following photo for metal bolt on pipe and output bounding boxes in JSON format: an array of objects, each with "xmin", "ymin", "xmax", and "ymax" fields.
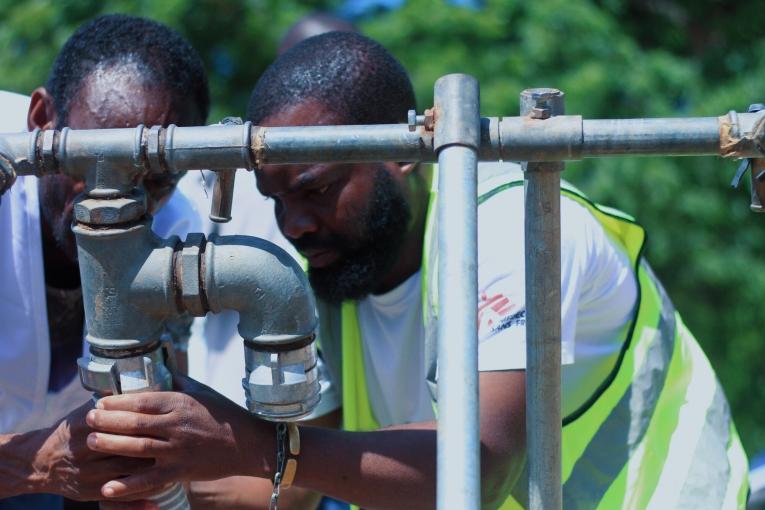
[
  {"xmin": 433, "ymin": 74, "xmax": 481, "ymax": 510},
  {"xmin": 520, "ymin": 88, "xmax": 565, "ymax": 510}
]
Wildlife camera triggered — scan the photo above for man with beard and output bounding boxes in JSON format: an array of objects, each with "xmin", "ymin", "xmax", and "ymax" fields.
[
  {"xmin": 0, "ymin": 14, "xmax": 209, "ymax": 508},
  {"xmin": 85, "ymin": 32, "xmax": 749, "ymax": 509}
]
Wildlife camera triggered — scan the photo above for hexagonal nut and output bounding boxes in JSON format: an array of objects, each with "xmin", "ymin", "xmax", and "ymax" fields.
[
  {"xmin": 74, "ymin": 196, "xmax": 146, "ymax": 225},
  {"xmin": 530, "ymin": 106, "xmax": 551, "ymax": 120}
]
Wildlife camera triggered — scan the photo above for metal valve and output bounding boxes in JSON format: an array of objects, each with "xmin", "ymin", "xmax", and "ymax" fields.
[{"xmin": 209, "ymin": 117, "xmax": 244, "ymax": 223}]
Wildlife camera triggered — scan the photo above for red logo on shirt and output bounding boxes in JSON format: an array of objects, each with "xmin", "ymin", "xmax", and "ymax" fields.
[{"xmin": 478, "ymin": 292, "xmax": 515, "ymax": 330}]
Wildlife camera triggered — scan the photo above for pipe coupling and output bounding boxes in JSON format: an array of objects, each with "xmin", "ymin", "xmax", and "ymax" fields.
[
  {"xmin": 243, "ymin": 336, "xmax": 320, "ymax": 421},
  {"xmin": 78, "ymin": 341, "xmax": 175, "ymax": 395}
]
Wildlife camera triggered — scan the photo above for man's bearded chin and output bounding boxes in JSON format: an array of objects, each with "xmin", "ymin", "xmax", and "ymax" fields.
[
  {"xmin": 39, "ymin": 175, "xmax": 81, "ymax": 265},
  {"xmin": 303, "ymin": 169, "xmax": 410, "ymax": 304}
]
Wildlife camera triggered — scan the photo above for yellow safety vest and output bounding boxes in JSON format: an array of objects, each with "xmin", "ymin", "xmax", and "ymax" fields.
[{"xmin": 314, "ymin": 164, "xmax": 749, "ymax": 509}]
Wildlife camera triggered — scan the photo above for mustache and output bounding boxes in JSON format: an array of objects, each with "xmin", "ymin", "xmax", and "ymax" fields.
[{"xmin": 291, "ymin": 233, "xmax": 344, "ymax": 253}]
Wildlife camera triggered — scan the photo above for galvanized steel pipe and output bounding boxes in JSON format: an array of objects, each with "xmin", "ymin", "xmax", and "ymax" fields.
[
  {"xmin": 521, "ymin": 89, "xmax": 565, "ymax": 510},
  {"xmin": 433, "ymin": 74, "xmax": 481, "ymax": 510},
  {"xmin": 2, "ymin": 111, "xmax": 764, "ymax": 182}
]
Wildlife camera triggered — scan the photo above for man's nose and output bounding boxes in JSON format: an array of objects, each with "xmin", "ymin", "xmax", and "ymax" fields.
[{"xmin": 280, "ymin": 202, "xmax": 319, "ymax": 240}]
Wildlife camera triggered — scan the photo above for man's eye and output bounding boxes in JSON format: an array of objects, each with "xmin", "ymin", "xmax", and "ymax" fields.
[{"xmin": 311, "ymin": 184, "xmax": 330, "ymax": 196}]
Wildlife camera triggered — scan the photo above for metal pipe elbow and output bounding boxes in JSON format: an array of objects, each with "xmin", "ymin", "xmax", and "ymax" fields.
[
  {"xmin": 191, "ymin": 234, "xmax": 320, "ymax": 420},
  {"xmin": 202, "ymin": 234, "xmax": 317, "ymax": 342}
]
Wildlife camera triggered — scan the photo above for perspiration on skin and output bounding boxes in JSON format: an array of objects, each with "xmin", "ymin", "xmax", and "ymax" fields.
[{"xmin": 0, "ymin": 13, "xmax": 210, "ymax": 504}]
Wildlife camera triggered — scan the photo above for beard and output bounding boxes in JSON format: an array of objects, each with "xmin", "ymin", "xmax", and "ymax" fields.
[
  {"xmin": 295, "ymin": 167, "xmax": 411, "ymax": 304},
  {"xmin": 38, "ymin": 174, "xmax": 80, "ymax": 265}
]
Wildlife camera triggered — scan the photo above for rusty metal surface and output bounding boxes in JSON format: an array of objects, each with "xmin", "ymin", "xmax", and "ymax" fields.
[{"xmin": 719, "ymin": 110, "xmax": 765, "ymax": 158}]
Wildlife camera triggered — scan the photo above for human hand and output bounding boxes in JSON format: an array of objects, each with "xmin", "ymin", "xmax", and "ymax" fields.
[
  {"xmin": 86, "ymin": 374, "xmax": 275, "ymax": 499},
  {"xmin": 29, "ymin": 401, "xmax": 152, "ymax": 500}
]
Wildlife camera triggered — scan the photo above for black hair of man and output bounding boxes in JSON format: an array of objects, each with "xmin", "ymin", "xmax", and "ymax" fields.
[
  {"xmin": 46, "ymin": 13, "xmax": 210, "ymax": 127},
  {"xmin": 247, "ymin": 31, "xmax": 415, "ymax": 126}
]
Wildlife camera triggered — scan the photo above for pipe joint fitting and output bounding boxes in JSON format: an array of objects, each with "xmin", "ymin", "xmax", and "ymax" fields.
[
  {"xmin": 243, "ymin": 337, "xmax": 320, "ymax": 421},
  {"xmin": 74, "ymin": 193, "xmax": 147, "ymax": 226},
  {"xmin": 434, "ymin": 74, "xmax": 481, "ymax": 152},
  {"xmin": 177, "ymin": 233, "xmax": 208, "ymax": 316},
  {"xmin": 78, "ymin": 340, "xmax": 173, "ymax": 395}
]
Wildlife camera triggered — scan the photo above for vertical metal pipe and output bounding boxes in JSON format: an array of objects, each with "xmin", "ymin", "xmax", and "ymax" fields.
[
  {"xmin": 521, "ymin": 88, "xmax": 564, "ymax": 510},
  {"xmin": 433, "ymin": 74, "xmax": 481, "ymax": 509}
]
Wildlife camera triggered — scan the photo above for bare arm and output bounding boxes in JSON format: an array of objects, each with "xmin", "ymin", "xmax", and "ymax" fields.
[
  {"xmin": 295, "ymin": 371, "xmax": 525, "ymax": 509},
  {"xmin": 188, "ymin": 410, "xmax": 341, "ymax": 510},
  {"xmin": 87, "ymin": 372, "xmax": 525, "ymax": 509}
]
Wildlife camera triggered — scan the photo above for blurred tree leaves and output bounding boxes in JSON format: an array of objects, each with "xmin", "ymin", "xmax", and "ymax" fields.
[
  {"xmin": 1, "ymin": 0, "xmax": 763, "ymax": 455},
  {"xmin": 366, "ymin": 0, "xmax": 765, "ymax": 456}
]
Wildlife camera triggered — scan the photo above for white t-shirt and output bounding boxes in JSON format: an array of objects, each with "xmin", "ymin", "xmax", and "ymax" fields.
[
  {"xmin": 0, "ymin": 91, "xmax": 201, "ymax": 433},
  {"xmin": 353, "ymin": 164, "xmax": 637, "ymax": 426}
]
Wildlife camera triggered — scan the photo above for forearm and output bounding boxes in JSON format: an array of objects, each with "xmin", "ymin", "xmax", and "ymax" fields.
[
  {"xmin": 0, "ymin": 431, "xmax": 44, "ymax": 498},
  {"xmin": 189, "ymin": 476, "xmax": 320, "ymax": 510},
  {"xmin": 292, "ymin": 422, "xmax": 437, "ymax": 510},
  {"xmin": 273, "ymin": 373, "xmax": 525, "ymax": 510}
]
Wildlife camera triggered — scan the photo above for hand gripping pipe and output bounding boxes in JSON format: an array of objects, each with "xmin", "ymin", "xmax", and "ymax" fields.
[{"xmin": 2, "ymin": 83, "xmax": 765, "ymax": 510}]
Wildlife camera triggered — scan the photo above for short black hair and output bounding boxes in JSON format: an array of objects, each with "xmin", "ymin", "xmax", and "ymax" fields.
[
  {"xmin": 247, "ymin": 31, "xmax": 415, "ymax": 125},
  {"xmin": 46, "ymin": 14, "xmax": 210, "ymax": 126}
]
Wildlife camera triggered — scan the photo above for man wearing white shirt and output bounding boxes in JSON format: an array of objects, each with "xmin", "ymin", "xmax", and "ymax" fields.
[{"xmin": 0, "ymin": 14, "xmax": 209, "ymax": 508}]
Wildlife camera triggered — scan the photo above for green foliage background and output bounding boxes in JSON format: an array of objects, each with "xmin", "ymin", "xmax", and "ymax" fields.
[{"xmin": 1, "ymin": 0, "xmax": 763, "ymax": 456}]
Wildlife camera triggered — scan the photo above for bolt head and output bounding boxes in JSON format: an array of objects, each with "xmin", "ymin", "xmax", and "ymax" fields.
[
  {"xmin": 74, "ymin": 196, "xmax": 146, "ymax": 225},
  {"xmin": 408, "ymin": 109, "xmax": 417, "ymax": 132},
  {"xmin": 530, "ymin": 107, "xmax": 551, "ymax": 120}
]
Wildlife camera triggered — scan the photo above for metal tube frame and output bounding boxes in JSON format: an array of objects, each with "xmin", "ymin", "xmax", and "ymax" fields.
[
  {"xmin": 434, "ymin": 74, "xmax": 481, "ymax": 509},
  {"xmin": 521, "ymin": 88, "xmax": 565, "ymax": 510},
  {"xmin": 1, "ymin": 77, "xmax": 764, "ymax": 510}
]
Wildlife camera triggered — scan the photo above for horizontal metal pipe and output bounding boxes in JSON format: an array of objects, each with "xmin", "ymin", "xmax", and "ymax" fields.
[
  {"xmin": 497, "ymin": 115, "xmax": 582, "ymax": 161},
  {"xmin": 2, "ymin": 110, "xmax": 765, "ymax": 182},
  {"xmin": 166, "ymin": 123, "xmax": 253, "ymax": 170},
  {"xmin": 581, "ymin": 117, "xmax": 721, "ymax": 156},
  {"xmin": 253, "ymin": 124, "xmax": 435, "ymax": 164}
]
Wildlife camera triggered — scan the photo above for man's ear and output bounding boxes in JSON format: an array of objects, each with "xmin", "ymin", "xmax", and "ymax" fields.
[
  {"xmin": 399, "ymin": 162, "xmax": 418, "ymax": 175},
  {"xmin": 383, "ymin": 161, "xmax": 418, "ymax": 176},
  {"xmin": 28, "ymin": 87, "xmax": 57, "ymax": 131}
]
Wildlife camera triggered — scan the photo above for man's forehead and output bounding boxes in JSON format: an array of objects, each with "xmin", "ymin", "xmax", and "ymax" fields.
[
  {"xmin": 260, "ymin": 98, "xmax": 347, "ymax": 128},
  {"xmin": 67, "ymin": 63, "xmax": 176, "ymax": 129},
  {"xmin": 256, "ymin": 162, "xmax": 319, "ymax": 194}
]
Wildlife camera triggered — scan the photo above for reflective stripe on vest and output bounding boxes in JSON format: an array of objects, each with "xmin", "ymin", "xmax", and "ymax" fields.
[{"xmin": 324, "ymin": 165, "xmax": 748, "ymax": 509}]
